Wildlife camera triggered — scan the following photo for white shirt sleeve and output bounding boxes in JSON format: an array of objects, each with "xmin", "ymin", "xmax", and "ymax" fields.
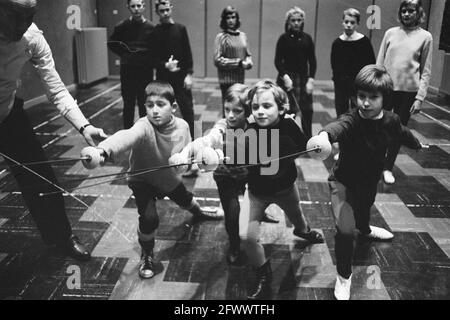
[{"xmin": 27, "ymin": 24, "xmax": 89, "ymax": 130}]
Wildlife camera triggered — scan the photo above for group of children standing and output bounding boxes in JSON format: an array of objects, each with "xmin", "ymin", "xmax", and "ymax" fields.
[{"xmin": 83, "ymin": 0, "xmax": 431, "ymax": 301}]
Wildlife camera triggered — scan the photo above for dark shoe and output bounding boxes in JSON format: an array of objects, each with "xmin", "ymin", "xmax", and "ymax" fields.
[
  {"xmin": 139, "ymin": 252, "xmax": 156, "ymax": 279},
  {"xmin": 293, "ymin": 228, "xmax": 324, "ymax": 244},
  {"xmin": 262, "ymin": 212, "xmax": 279, "ymax": 224},
  {"xmin": 61, "ymin": 235, "xmax": 91, "ymax": 261},
  {"xmin": 247, "ymin": 260, "xmax": 272, "ymax": 300},
  {"xmin": 190, "ymin": 204, "xmax": 224, "ymax": 223}
]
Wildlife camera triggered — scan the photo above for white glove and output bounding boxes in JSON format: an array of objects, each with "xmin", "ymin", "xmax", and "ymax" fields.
[
  {"xmin": 283, "ymin": 74, "xmax": 293, "ymax": 91},
  {"xmin": 81, "ymin": 146, "xmax": 107, "ymax": 169},
  {"xmin": 168, "ymin": 152, "xmax": 190, "ymax": 174},
  {"xmin": 306, "ymin": 132, "xmax": 332, "ymax": 161},
  {"xmin": 196, "ymin": 147, "xmax": 221, "ymax": 171}
]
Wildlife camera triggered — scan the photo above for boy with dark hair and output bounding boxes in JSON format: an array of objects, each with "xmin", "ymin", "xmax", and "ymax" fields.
[
  {"xmin": 307, "ymin": 65, "xmax": 423, "ymax": 300},
  {"xmin": 81, "ymin": 81, "xmax": 221, "ymax": 279}
]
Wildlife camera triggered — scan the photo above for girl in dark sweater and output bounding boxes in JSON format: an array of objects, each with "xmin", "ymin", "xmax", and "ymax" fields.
[
  {"xmin": 275, "ymin": 7, "xmax": 317, "ymax": 138},
  {"xmin": 331, "ymin": 8, "xmax": 375, "ymax": 118}
]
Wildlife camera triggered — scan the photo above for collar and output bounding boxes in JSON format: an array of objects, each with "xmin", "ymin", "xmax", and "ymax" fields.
[
  {"xmin": 129, "ymin": 16, "xmax": 146, "ymax": 23},
  {"xmin": 358, "ymin": 110, "xmax": 384, "ymax": 120},
  {"xmin": 160, "ymin": 18, "xmax": 175, "ymax": 25},
  {"xmin": 153, "ymin": 115, "xmax": 176, "ymax": 134},
  {"xmin": 225, "ymin": 29, "xmax": 240, "ymax": 36},
  {"xmin": 339, "ymin": 32, "xmax": 364, "ymax": 41}
]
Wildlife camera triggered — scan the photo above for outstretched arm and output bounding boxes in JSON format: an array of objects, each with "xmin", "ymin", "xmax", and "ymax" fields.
[{"xmin": 29, "ymin": 25, "xmax": 106, "ymax": 146}]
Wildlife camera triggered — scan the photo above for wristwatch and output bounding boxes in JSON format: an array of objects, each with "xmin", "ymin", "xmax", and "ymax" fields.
[{"xmin": 79, "ymin": 123, "xmax": 93, "ymax": 134}]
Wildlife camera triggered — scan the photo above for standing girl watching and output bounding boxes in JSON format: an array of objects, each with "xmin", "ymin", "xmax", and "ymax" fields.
[{"xmin": 377, "ymin": 0, "xmax": 432, "ymax": 185}]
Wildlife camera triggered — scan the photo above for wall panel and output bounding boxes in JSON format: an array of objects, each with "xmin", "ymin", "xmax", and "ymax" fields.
[
  {"xmin": 170, "ymin": 0, "xmax": 206, "ymax": 77},
  {"xmin": 18, "ymin": 0, "xmax": 98, "ymax": 100}
]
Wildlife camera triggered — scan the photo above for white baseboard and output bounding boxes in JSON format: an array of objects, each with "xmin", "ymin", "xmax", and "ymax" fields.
[{"xmin": 24, "ymin": 84, "xmax": 77, "ymax": 110}]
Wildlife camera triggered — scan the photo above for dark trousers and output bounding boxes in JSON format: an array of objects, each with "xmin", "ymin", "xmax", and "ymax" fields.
[
  {"xmin": 120, "ymin": 65, "xmax": 153, "ymax": 129},
  {"xmin": 329, "ymin": 181, "xmax": 377, "ymax": 278},
  {"xmin": 130, "ymin": 182, "xmax": 193, "ymax": 236},
  {"xmin": 220, "ymin": 83, "xmax": 234, "ymax": 118},
  {"xmin": 156, "ymin": 72, "xmax": 195, "ymax": 138},
  {"xmin": 384, "ymin": 91, "xmax": 417, "ymax": 171},
  {"xmin": 0, "ymin": 98, "xmax": 72, "ymax": 245},
  {"xmin": 333, "ymin": 77, "xmax": 355, "ymax": 118},
  {"xmin": 278, "ymin": 73, "xmax": 313, "ymax": 138},
  {"xmin": 214, "ymin": 175, "xmax": 246, "ymax": 251}
]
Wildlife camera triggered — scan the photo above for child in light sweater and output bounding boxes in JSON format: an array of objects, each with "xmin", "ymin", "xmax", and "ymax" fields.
[
  {"xmin": 377, "ymin": 0, "xmax": 432, "ymax": 185},
  {"xmin": 81, "ymin": 81, "xmax": 221, "ymax": 279}
]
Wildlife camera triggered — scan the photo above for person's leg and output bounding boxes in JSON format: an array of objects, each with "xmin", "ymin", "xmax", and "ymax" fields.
[
  {"xmin": 295, "ymin": 75, "xmax": 313, "ymax": 139},
  {"xmin": 171, "ymin": 76, "xmax": 195, "ymax": 138},
  {"xmin": 275, "ymin": 185, "xmax": 324, "ymax": 243},
  {"xmin": 216, "ymin": 178, "xmax": 241, "ymax": 253},
  {"xmin": 167, "ymin": 183, "xmax": 223, "ymax": 221},
  {"xmin": 329, "ymin": 180, "xmax": 357, "ymax": 300},
  {"xmin": 137, "ymin": 67, "xmax": 154, "ymax": 119},
  {"xmin": 334, "ymin": 80, "xmax": 349, "ymax": 118},
  {"xmin": 239, "ymin": 189, "xmax": 271, "ymax": 299},
  {"xmin": 0, "ymin": 99, "xmax": 90, "ymax": 260},
  {"xmin": 0, "ymin": 99, "xmax": 72, "ymax": 245},
  {"xmin": 120, "ymin": 65, "xmax": 138, "ymax": 129},
  {"xmin": 384, "ymin": 92, "xmax": 417, "ymax": 182},
  {"xmin": 220, "ymin": 83, "xmax": 232, "ymax": 118},
  {"xmin": 355, "ymin": 184, "xmax": 393, "ymax": 240},
  {"xmin": 130, "ymin": 183, "xmax": 158, "ymax": 279}
]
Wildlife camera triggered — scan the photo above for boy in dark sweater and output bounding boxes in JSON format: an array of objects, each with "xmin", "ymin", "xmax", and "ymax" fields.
[
  {"xmin": 331, "ymin": 8, "xmax": 375, "ymax": 117},
  {"xmin": 307, "ymin": 65, "xmax": 422, "ymax": 300},
  {"xmin": 153, "ymin": 0, "xmax": 195, "ymax": 140},
  {"xmin": 108, "ymin": 0, "xmax": 155, "ymax": 129}
]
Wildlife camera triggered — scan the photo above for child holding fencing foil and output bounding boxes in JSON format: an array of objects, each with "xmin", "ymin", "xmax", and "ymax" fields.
[{"xmin": 80, "ymin": 81, "xmax": 222, "ymax": 279}]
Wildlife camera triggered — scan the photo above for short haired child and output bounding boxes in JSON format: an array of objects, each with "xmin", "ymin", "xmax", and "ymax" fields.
[
  {"xmin": 307, "ymin": 65, "xmax": 422, "ymax": 300},
  {"xmin": 240, "ymin": 79, "xmax": 324, "ymax": 300},
  {"xmin": 170, "ymin": 83, "xmax": 278, "ymax": 266},
  {"xmin": 81, "ymin": 81, "xmax": 219, "ymax": 280}
]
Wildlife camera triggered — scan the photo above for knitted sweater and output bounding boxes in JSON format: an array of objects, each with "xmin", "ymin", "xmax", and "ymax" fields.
[
  {"xmin": 331, "ymin": 35, "xmax": 375, "ymax": 81},
  {"xmin": 274, "ymin": 31, "xmax": 317, "ymax": 78},
  {"xmin": 377, "ymin": 26, "xmax": 433, "ymax": 101},
  {"xmin": 98, "ymin": 116, "xmax": 191, "ymax": 193},
  {"xmin": 324, "ymin": 109, "xmax": 421, "ymax": 188},
  {"xmin": 214, "ymin": 30, "xmax": 252, "ymax": 85}
]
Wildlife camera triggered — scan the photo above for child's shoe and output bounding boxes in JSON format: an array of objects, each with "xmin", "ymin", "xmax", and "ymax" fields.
[
  {"xmin": 383, "ymin": 170, "xmax": 395, "ymax": 184},
  {"xmin": 362, "ymin": 226, "xmax": 394, "ymax": 241},
  {"xmin": 293, "ymin": 227, "xmax": 324, "ymax": 244},
  {"xmin": 139, "ymin": 251, "xmax": 155, "ymax": 279},
  {"xmin": 334, "ymin": 274, "xmax": 352, "ymax": 300}
]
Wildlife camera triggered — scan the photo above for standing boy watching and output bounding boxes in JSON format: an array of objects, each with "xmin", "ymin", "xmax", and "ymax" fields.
[
  {"xmin": 152, "ymin": 0, "xmax": 195, "ymax": 140},
  {"xmin": 108, "ymin": 0, "xmax": 155, "ymax": 129}
]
